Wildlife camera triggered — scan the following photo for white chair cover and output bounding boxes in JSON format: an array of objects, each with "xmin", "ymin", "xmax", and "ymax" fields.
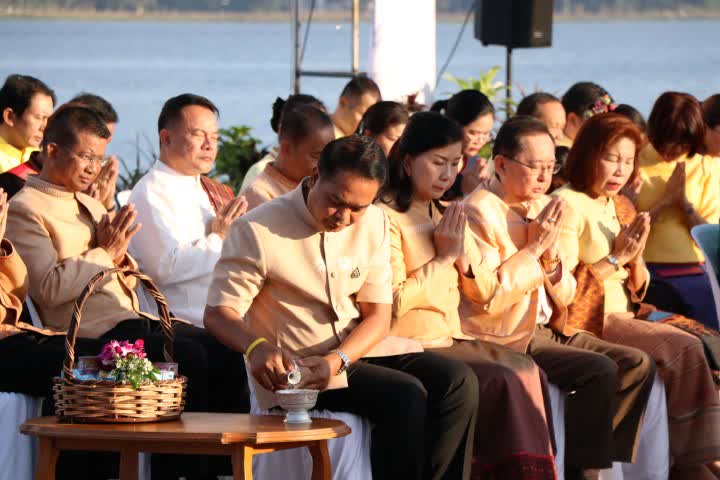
[
  {"xmin": 0, "ymin": 393, "xmax": 42, "ymax": 480},
  {"xmin": 691, "ymin": 224, "xmax": 720, "ymax": 324},
  {"xmin": 245, "ymin": 361, "xmax": 372, "ymax": 480},
  {"xmin": 598, "ymin": 374, "xmax": 670, "ymax": 480},
  {"xmin": 548, "ymin": 383, "xmax": 566, "ymax": 480}
]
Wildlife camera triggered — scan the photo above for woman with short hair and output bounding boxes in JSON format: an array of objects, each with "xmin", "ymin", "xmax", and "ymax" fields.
[
  {"xmin": 554, "ymin": 112, "xmax": 720, "ymax": 479},
  {"xmin": 636, "ymin": 92, "xmax": 720, "ymax": 328}
]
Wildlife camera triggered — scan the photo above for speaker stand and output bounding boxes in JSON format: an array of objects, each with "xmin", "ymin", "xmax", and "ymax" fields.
[{"xmin": 505, "ymin": 47, "xmax": 513, "ymax": 120}]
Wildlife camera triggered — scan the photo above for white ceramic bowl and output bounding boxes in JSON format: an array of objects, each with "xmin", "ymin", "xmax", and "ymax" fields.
[{"xmin": 276, "ymin": 389, "xmax": 319, "ymax": 424}]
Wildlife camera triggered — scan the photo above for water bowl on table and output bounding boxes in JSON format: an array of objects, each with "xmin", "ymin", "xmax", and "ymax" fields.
[{"xmin": 276, "ymin": 389, "xmax": 319, "ymax": 424}]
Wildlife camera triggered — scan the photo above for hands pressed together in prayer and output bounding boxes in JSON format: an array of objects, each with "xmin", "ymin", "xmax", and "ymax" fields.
[
  {"xmin": 247, "ymin": 341, "xmax": 333, "ymax": 392},
  {"xmin": 611, "ymin": 212, "xmax": 651, "ymax": 268},
  {"xmin": 87, "ymin": 155, "xmax": 119, "ymax": 211},
  {"xmin": 527, "ymin": 197, "xmax": 567, "ymax": 273},
  {"xmin": 210, "ymin": 195, "xmax": 248, "ymax": 239},
  {"xmin": 97, "ymin": 204, "xmax": 142, "ymax": 265},
  {"xmin": 433, "ymin": 202, "xmax": 473, "ymax": 275}
]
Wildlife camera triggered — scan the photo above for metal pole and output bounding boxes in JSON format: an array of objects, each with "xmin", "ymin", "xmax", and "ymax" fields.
[
  {"xmin": 351, "ymin": 0, "xmax": 359, "ymax": 74},
  {"xmin": 293, "ymin": 0, "xmax": 301, "ymax": 94},
  {"xmin": 506, "ymin": 47, "xmax": 512, "ymax": 120}
]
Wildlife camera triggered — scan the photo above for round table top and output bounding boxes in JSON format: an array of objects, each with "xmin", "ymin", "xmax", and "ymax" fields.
[{"xmin": 21, "ymin": 413, "xmax": 351, "ymax": 445}]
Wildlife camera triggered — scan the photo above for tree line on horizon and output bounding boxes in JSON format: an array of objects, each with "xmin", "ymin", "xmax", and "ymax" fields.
[{"xmin": 3, "ymin": 0, "xmax": 719, "ymax": 14}]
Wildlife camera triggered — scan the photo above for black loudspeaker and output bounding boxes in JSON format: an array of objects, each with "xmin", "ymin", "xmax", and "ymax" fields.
[{"xmin": 474, "ymin": 0, "xmax": 553, "ymax": 49}]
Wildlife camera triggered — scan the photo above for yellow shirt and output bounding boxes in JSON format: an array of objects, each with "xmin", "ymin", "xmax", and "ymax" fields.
[
  {"xmin": 333, "ymin": 123, "xmax": 346, "ymax": 139},
  {"xmin": 381, "ymin": 201, "xmax": 486, "ymax": 348},
  {"xmin": 0, "ymin": 135, "xmax": 36, "ymax": 174},
  {"xmin": 636, "ymin": 144, "xmax": 720, "ymax": 263},
  {"xmin": 553, "ymin": 186, "xmax": 644, "ymax": 314},
  {"xmin": 555, "ymin": 136, "xmax": 573, "ymax": 148}
]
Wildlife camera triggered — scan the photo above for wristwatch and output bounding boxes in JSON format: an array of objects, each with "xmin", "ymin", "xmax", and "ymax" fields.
[
  {"xmin": 607, "ymin": 255, "xmax": 621, "ymax": 271},
  {"xmin": 330, "ymin": 349, "xmax": 351, "ymax": 375}
]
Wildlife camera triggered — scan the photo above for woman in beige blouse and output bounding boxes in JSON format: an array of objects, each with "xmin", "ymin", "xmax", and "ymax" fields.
[{"xmin": 379, "ymin": 111, "xmax": 557, "ymax": 479}]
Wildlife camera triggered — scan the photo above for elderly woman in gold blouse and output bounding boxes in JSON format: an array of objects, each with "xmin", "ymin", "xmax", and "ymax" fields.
[
  {"xmin": 379, "ymin": 111, "xmax": 557, "ymax": 479},
  {"xmin": 553, "ymin": 112, "xmax": 720, "ymax": 479}
]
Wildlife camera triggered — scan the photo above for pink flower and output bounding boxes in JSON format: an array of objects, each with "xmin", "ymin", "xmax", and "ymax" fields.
[{"xmin": 97, "ymin": 339, "xmax": 148, "ymax": 367}]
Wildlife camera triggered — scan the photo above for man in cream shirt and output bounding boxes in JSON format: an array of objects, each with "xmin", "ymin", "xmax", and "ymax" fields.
[
  {"xmin": 129, "ymin": 94, "xmax": 246, "ymax": 326},
  {"xmin": 204, "ymin": 136, "xmax": 479, "ymax": 480}
]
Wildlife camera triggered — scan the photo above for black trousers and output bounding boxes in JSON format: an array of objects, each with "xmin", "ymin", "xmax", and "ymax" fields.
[
  {"xmin": 314, "ymin": 351, "xmax": 479, "ymax": 480},
  {"xmin": 0, "ymin": 319, "xmax": 249, "ymax": 480},
  {"xmin": 528, "ymin": 326, "xmax": 656, "ymax": 469},
  {"xmin": 96, "ymin": 319, "xmax": 250, "ymax": 479}
]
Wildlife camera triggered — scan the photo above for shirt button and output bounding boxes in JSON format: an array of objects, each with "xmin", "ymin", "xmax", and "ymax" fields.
[{"xmin": 330, "ymin": 273, "xmax": 335, "ymax": 278}]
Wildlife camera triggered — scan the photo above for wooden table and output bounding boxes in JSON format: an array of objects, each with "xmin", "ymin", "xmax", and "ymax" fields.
[{"xmin": 21, "ymin": 413, "xmax": 350, "ymax": 480}]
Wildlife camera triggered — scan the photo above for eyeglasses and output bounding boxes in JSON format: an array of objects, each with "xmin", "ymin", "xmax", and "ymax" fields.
[
  {"xmin": 505, "ymin": 156, "xmax": 561, "ymax": 175},
  {"xmin": 56, "ymin": 145, "xmax": 105, "ymax": 166}
]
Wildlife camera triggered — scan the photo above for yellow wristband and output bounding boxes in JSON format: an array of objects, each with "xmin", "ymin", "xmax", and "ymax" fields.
[{"xmin": 245, "ymin": 337, "xmax": 268, "ymax": 358}]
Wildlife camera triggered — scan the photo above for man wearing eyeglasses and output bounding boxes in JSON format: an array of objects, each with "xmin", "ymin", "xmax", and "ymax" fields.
[
  {"xmin": 6, "ymin": 103, "xmax": 251, "ymax": 479},
  {"xmin": 459, "ymin": 116, "xmax": 656, "ymax": 480}
]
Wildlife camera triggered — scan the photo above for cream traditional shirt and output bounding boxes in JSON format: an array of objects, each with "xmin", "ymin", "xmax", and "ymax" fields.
[
  {"xmin": 240, "ymin": 147, "xmax": 278, "ymax": 192},
  {"xmin": 240, "ymin": 162, "xmax": 298, "ymax": 211},
  {"xmin": 207, "ymin": 184, "xmax": 422, "ymax": 408},
  {"xmin": 460, "ymin": 180, "xmax": 576, "ymax": 351},
  {"xmin": 7, "ymin": 176, "xmax": 143, "ymax": 338},
  {"xmin": 381, "ymin": 200, "xmax": 491, "ymax": 348},
  {"xmin": 128, "ymin": 161, "xmax": 223, "ymax": 327}
]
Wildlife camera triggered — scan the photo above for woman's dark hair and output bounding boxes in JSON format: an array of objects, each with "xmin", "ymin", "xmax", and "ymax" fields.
[
  {"xmin": 381, "ymin": 111, "xmax": 463, "ymax": 213},
  {"xmin": 158, "ymin": 93, "xmax": 218, "ymax": 132},
  {"xmin": 493, "ymin": 115, "xmax": 553, "ymax": 160},
  {"xmin": 614, "ymin": 104, "xmax": 647, "ymax": 134},
  {"xmin": 516, "ymin": 92, "xmax": 561, "ymax": 118},
  {"xmin": 279, "ymin": 105, "xmax": 333, "ymax": 143},
  {"xmin": 647, "ymin": 91, "xmax": 706, "ymax": 159},
  {"xmin": 561, "ymin": 81, "xmax": 612, "ymax": 117},
  {"xmin": 70, "ymin": 92, "xmax": 118, "ymax": 124},
  {"xmin": 0, "ymin": 74, "xmax": 55, "ymax": 125},
  {"xmin": 702, "ymin": 94, "xmax": 720, "ymax": 129},
  {"xmin": 318, "ymin": 135, "xmax": 387, "ymax": 184},
  {"xmin": 565, "ymin": 113, "xmax": 643, "ymax": 195},
  {"xmin": 43, "ymin": 104, "xmax": 111, "ymax": 149},
  {"xmin": 431, "ymin": 89, "xmax": 495, "ymax": 127},
  {"xmin": 270, "ymin": 94, "xmax": 326, "ymax": 133},
  {"xmin": 357, "ymin": 101, "xmax": 409, "ymax": 136}
]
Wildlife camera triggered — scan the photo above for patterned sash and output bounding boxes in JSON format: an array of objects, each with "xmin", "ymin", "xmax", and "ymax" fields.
[{"xmin": 200, "ymin": 176, "xmax": 235, "ymax": 214}]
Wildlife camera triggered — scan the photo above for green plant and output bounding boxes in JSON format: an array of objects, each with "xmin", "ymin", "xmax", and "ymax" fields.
[
  {"xmin": 443, "ymin": 66, "xmax": 516, "ymax": 114},
  {"xmin": 117, "ymin": 132, "xmax": 155, "ymax": 192},
  {"xmin": 212, "ymin": 125, "xmax": 267, "ymax": 194}
]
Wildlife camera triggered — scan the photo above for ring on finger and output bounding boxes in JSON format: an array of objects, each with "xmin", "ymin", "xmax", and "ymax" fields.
[{"xmin": 547, "ymin": 217, "xmax": 557, "ymax": 223}]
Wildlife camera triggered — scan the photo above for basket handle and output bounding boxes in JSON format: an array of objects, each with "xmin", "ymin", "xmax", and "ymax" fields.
[{"xmin": 62, "ymin": 267, "xmax": 175, "ymax": 381}]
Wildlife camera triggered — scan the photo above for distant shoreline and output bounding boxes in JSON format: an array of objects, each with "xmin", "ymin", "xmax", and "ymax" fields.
[{"xmin": 2, "ymin": 7, "xmax": 719, "ymax": 22}]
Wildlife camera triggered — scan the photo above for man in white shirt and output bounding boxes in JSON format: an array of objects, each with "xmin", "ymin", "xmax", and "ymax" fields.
[{"xmin": 129, "ymin": 94, "xmax": 246, "ymax": 326}]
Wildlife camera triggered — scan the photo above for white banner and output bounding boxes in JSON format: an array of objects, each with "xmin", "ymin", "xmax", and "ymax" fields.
[{"xmin": 370, "ymin": 0, "xmax": 436, "ymax": 105}]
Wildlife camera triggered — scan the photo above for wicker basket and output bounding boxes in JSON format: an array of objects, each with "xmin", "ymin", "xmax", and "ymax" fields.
[{"xmin": 53, "ymin": 267, "xmax": 187, "ymax": 423}]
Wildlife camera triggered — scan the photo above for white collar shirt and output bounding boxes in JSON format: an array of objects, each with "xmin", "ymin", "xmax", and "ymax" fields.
[{"xmin": 128, "ymin": 160, "xmax": 223, "ymax": 326}]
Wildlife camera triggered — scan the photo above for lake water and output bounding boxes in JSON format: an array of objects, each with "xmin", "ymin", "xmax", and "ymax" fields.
[{"xmin": 1, "ymin": 18, "xmax": 718, "ymax": 167}]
